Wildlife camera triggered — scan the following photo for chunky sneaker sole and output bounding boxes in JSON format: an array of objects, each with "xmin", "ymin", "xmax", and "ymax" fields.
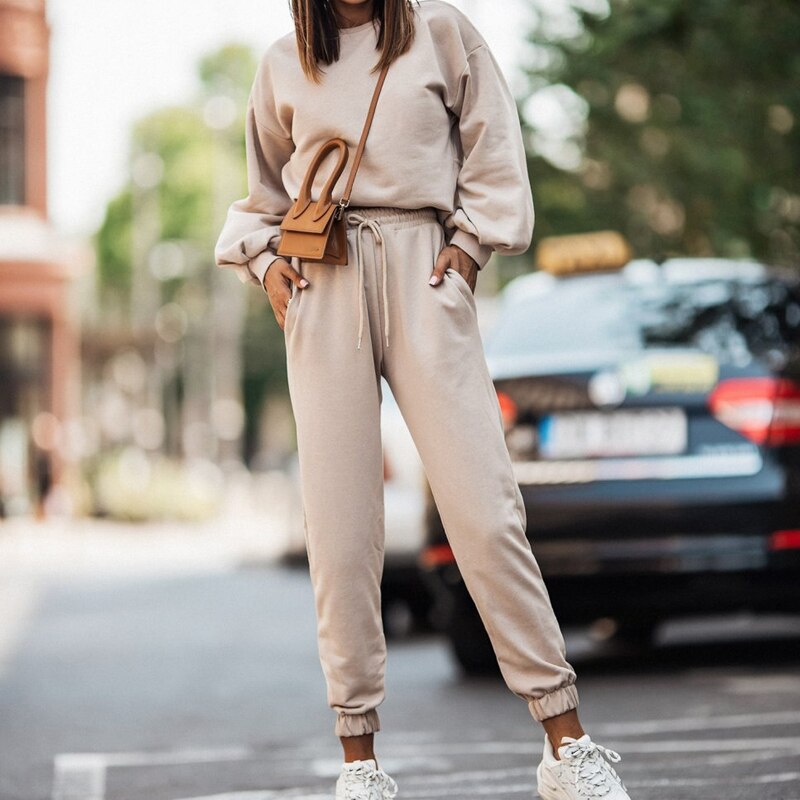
[{"xmin": 335, "ymin": 758, "xmax": 398, "ymax": 800}]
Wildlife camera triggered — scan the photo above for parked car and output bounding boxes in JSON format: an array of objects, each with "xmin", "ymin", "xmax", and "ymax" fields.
[{"xmin": 421, "ymin": 254, "xmax": 800, "ymax": 673}]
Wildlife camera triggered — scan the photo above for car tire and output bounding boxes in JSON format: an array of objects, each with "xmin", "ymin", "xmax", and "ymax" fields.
[
  {"xmin": 382, "ymin": 596, "xmax": 415, "ymax": 640},
  {"xmin": 447, "ymin": 590, "xmax": 500, "ymax": 676},
  {"xmin": 608, "ymin": 618, "xmax": 659, "ymax": 653}
]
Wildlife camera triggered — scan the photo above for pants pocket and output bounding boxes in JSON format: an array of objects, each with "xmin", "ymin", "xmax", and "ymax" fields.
[
  {"xmin": 284, "ymin": 277, "xmax": 300, "ymax": 336},
  {"xmin": 445, "ymin": 266, "xmax": 474, "ymax": 297}
]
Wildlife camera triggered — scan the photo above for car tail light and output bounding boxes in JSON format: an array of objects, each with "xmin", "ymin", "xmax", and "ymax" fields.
[
  {"xmin": 769, "ymin": 530, "xmax": 800, "ymax": 551},
  {"xmin": 708, "ymin": 377, "xmax": 800, "ymax": 445},
  {"xmin": 496, "ymin": 390, "xmax": 518, "ymax": 431},
  {"xmin": 419, "ymin": 543, "xmax": 455, "ymax": 568}
]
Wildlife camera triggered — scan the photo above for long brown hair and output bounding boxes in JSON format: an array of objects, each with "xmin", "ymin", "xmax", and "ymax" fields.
[{"xmin": 289, "ymin": 0, "xmax": 418, "ymax": 83}]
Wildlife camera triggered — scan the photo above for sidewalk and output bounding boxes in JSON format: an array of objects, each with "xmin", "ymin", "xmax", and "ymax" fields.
[
  {"xmin": 0, "ymin": 469, "xmax": 304, "ymax": 680},
  {"xmin": 0, "ymin": 469, "xmax": 301, "ymax": 583}
]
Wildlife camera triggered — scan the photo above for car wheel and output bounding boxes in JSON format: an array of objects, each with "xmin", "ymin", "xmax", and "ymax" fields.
[
  {"xmin": 447, "ymin": 590, "xmax": 500, "ymax": 676},
  {"xmin": 609, "ymin": 618, "xmax": 659, "ymax": 653},
  {"xmin": 382, "ymin": 596, "xmax": 415, "ymax": 640}
]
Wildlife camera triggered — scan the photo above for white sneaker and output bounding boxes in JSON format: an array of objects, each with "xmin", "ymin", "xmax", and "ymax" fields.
[
  {"xmin": 536, "ymin": 734, "xmax": 631, "ymax": 799},
  {"xmin": 335, "ymin": 758, "xmax": 399, "ymax": 800}
]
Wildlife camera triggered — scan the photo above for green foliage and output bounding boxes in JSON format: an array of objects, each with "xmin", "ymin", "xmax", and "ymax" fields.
[
  {"xmin": 92, "ymin": 43, "xmax": 287, "ymax": 464},
  {"xmin": 95, "ymin": 44, "xmax": 257, "ymax": 304},
  {"xmin": 522, "ymin": 0, "xmax": 800, "ymax": 266},
  {"xmin": 198, "ymin": 43, "xmax": 259, "ymax": 101},
  {"xmin": 94, "ymin": 190, "xmax": 133, "ymax": 293}
]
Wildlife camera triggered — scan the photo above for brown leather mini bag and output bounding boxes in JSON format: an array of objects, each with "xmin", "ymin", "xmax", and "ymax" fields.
[{"xmin": 276, "ymin": 62, "xmax": 390, "ymax": 266}]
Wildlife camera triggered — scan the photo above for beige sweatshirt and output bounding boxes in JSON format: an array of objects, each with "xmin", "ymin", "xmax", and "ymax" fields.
[{"xmin": 214, "ymin": 0, "xmax": 535, "ymax": 287}]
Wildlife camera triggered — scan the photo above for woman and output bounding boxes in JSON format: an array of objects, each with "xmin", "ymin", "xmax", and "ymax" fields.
[{"xmin": 215, "ymin": 1, "xmax": 633, "ymax": 798}]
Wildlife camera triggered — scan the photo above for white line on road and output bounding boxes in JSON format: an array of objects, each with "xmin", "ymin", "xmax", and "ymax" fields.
[
  {"xmin": 630, "ymin": 771, "xmax": 800, "ymax": 788},
  {"xmin": 165, "ymin": 769, "xmax": 800, "ymax": 800},
  {"xmin": 102, "ymin": 746, "xmax": 253, "ymax": 767},
  {"xmin": 175, "ymin": 794, "xmax": 330, "ymax": 800},
  {"xmin": 722, "ymin": 675, "xmax": 800, "ymax": 694},
  {"xmin": 594, "ymin": 708, "xmax": 800, "ymax": 736},
  {"xmin": 599, "ymin": 737, "xmax": 800, "ymax": 754},
  {"xmin": 706, "ymin": 746, "xmax": 800, "ymax": 766},
  {"xmin": 51, "ymin": 747, "xmax": 253, "ymax": 800},
  {"xmin": 391, "ymin": 784, "xmax": 538, "ymax": 798},
  {"xmin": 52, "ymin": 755, "xmax": 106, "ymax": 800},
  {"xmin": 53, "ymin": 734, "xmax": 800, "ymax": 799}
]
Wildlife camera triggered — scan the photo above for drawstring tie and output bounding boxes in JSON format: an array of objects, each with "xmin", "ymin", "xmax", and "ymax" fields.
[{"xmin": 346, "ymin": 212, "xmax": 390, "ymax": 351}]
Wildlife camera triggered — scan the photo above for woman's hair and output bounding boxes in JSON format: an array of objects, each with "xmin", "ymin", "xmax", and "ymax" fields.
[{"xmin": 289, "ymin": 0, "xmax": 418, "ymax": 83}]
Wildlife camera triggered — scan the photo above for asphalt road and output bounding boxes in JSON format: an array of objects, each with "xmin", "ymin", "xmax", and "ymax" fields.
[{"xmin": 2, "ymin": 557, "xmax": 800, "ymax": 800}]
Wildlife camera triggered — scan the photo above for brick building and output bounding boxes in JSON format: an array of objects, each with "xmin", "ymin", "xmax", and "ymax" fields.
[{"xmin": 0, "ymin": 0, "xmax": 81, "ymax": 514}]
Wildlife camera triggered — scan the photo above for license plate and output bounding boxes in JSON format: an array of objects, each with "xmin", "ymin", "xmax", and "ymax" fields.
[{"xmin": 539, "ymin": 408, "xmax": 688, "ymax": 459}]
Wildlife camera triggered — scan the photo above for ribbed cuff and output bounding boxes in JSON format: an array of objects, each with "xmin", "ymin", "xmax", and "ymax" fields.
[
  {"xmin": 335, "ymin": 709, "xmax": 381, "ymax": 737},
  {"xmin": 449, "ymin": 229, "xmax": 494, "ymax": 270},
  {"xmin": 528, "ymin": 683, "xmax": 579, "ymax": 722},
  {"xmin": 249, "ymin": 250, "xmax": 283, "ymax": 294}
]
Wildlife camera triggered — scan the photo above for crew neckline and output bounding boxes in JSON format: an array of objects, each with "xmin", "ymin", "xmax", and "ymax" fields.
[{"xmin": 337, "ymin": 17, "xmax": 378, "ymax": 35}]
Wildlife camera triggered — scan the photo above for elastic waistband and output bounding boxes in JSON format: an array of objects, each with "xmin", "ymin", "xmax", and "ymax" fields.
[{"xmin": 344, "ymin": 205, "xmax": 439, "ymax": 229}]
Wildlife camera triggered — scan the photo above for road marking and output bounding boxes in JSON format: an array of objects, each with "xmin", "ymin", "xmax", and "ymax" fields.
[
  {"xmin": 595, "ymin": 709, "xmax": 800, "ymax": 735},
  {"xmin": 167, "ymin": 770, "xmax": 800, "ymax": 800},
  {"xmin": 175, "ymin": 795, "xmax": 328, "ymax": 800},
  {"xmin": 722, "ymin": 675, "xmax": 800, "ymax": 694},
  {"xmin": 52, "ymin": 748, "xmax": 253, "ymax": 800},
  {"xmin": 631, "ymin": 771, "xmax": 800, "ymax": 788},
  {"xmin": 53, "ymin": 733, "xmax": 800, "ymax": 799},
  {"xmin": 706, "ymin": 747, "xmax": 800, "ymax": 766},
  {"xmin": 399, "ymin": 784, "xmax": 537, "ymax": 798},
  {"xmin": 175, "ymin": 788, "xmax": 539, "ymax": 800},
  {"xmin": 574, "ymin": 737, "xmax": 800, "ymax": 755},
  {"xmin": 102, "ymin": 746, "xmax": 252, "ymax": 767},
  {"xmin": 52, "ymin": 755, "xmax": 106, "ymax": 800}
]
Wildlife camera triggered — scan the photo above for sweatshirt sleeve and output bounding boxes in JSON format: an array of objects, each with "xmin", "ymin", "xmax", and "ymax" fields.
[
  {"xmin": 213, "ymin": 64, "xmax": 295, "ymax": 290},
  {"xmin": 443, "ymin": 43, "xmax": 535, "ymax": 270}
]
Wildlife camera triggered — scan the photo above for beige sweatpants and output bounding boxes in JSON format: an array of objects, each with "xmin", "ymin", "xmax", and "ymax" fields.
[{"xmin": 283, "ymin": 206, "xmax": 578, "ymax": 738}]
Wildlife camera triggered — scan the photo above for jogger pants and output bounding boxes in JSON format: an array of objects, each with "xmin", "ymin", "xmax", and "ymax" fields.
[{"xmin": 283, "ymin": 206, "xmax": 579, "ymax": 738}]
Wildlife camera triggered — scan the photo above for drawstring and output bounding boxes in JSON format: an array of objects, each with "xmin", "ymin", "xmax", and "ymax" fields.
[{"xmin": 346, "ymin": 212, "xmax": 390, "ymax": 351}]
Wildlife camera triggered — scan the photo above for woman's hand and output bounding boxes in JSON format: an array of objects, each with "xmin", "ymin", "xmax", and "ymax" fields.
[
  {"xmin": 429, "ymin": 243, "xmax": 478, "ymax": 293},
  {"xmin": 263, "ymin": 257, "xmax": 309, "ymax": 331}
]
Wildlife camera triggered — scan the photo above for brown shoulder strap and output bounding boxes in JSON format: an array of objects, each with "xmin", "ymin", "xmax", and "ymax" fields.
[{"xmin": 338, "ymin": 62, "xmax": 391, "ymax": 208}]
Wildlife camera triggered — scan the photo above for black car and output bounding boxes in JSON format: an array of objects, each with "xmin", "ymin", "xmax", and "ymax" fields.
[{"xmin": 420, "ymin": 256, "xmax": 800, "ymax": 673}]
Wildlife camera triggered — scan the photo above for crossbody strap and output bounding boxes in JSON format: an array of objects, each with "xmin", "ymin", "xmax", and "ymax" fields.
[{"xmin": 337, "ymin": 61, "xmax": 391, "ymax": 214}]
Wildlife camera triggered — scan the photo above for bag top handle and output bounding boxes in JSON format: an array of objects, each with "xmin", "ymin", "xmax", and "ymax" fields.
[{"xmin": 293, "ymin": 138, "xmax": 349, "ymax": 221}]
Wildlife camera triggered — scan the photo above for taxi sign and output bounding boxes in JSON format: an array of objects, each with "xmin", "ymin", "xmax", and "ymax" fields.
[{"xmin": 536, "ymin": 231, "xmax": 632, "ymax": 275}]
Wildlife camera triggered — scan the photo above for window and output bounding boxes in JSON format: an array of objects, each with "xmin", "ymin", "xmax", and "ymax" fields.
[{"xmin": 0, "ymin": 74, "xmax": 26, "ymax": 206}]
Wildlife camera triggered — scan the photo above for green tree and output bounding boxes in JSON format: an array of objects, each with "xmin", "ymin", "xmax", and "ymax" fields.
[
  {"xmin": 95, "ymin": 44, "xmax": 256, "ymax": 301},
  {"xmin": 522, "ymin": 0, "xmax": 800, "ymax": 266},
  {"xmin": 92, "ymin": 44, "xmax": 291, "ymax": 465}
]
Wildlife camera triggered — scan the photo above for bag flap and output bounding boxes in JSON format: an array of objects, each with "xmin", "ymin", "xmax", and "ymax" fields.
[{"xmin": 280, "ymin": 199, "xmax": 337, "ymax": 234}]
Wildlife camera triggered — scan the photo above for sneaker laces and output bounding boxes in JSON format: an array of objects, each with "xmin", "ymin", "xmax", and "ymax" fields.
[{"xmin": 560, "ymin": 737, "xmax": 627, "ymax": 797}]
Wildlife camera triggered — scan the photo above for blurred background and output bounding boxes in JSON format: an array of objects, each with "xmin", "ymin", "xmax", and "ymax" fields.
[
  {"xmin": 1, "ymin": 1, "xmax": 799, "ymax": 798},
  {"xmin": 1, "ymin": 0, "xmax": 798, "ymax": 522}
]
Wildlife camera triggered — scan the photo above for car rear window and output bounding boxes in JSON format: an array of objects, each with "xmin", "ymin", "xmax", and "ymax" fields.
[{"xmin": 486, "ymin": 272, "xmax": 800, "ymax": 367}]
